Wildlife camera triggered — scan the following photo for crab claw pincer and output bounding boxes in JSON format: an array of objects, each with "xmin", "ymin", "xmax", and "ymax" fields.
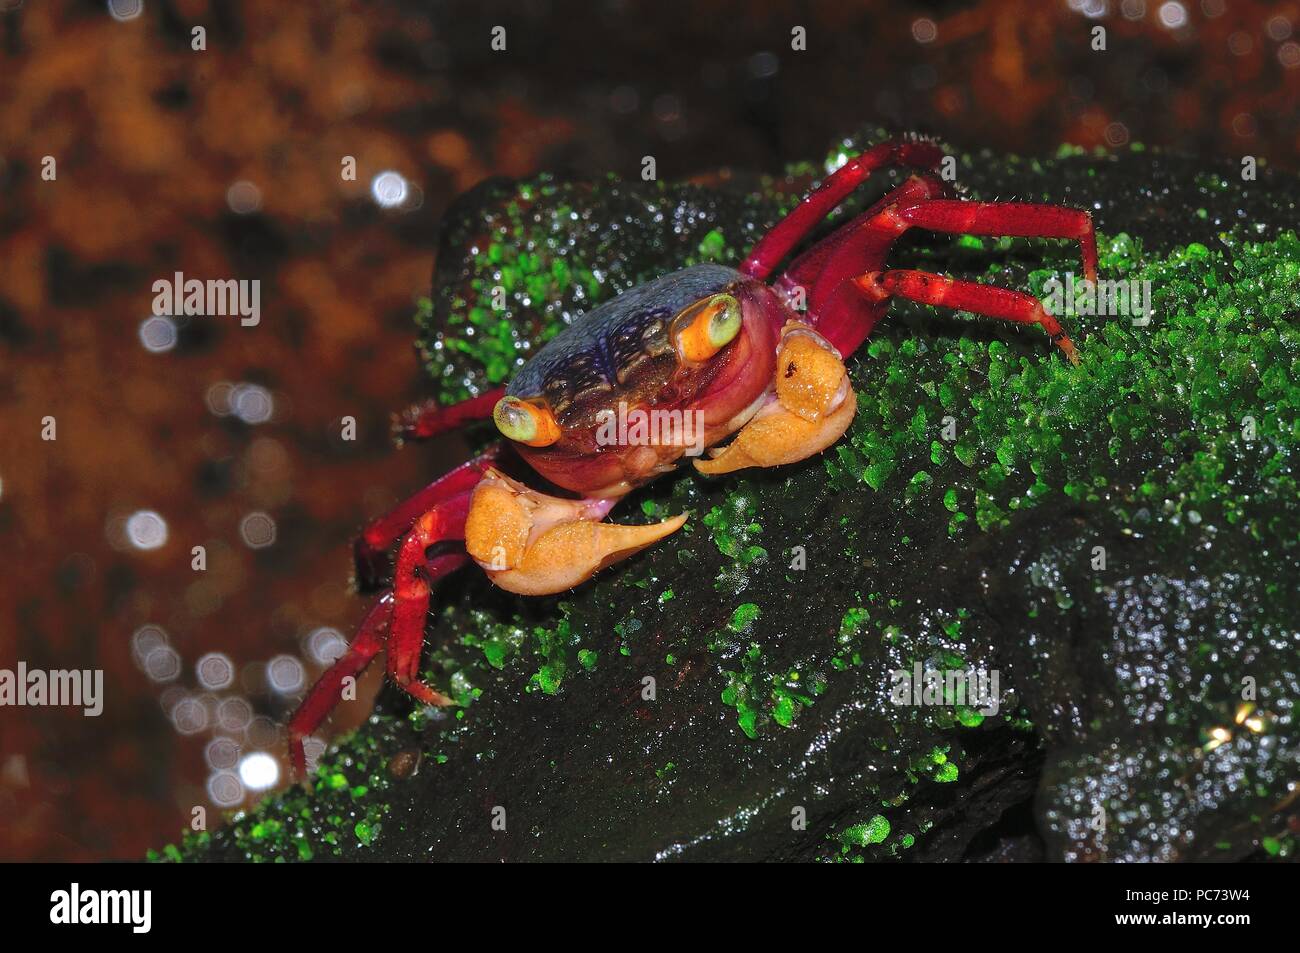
[
  {"xmin": 464, "ymin": 469, "xmax": 687, "ymax": 595},
  {"xmin": 694, "ymin": 322, "xmax": 856, "ymax": 476}
]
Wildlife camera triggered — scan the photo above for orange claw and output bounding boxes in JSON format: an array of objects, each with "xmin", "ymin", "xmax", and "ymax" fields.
[
  {"xmin": 464, "ymin": 470, "xmax": 687, "ymax": 596},
  {"xmin": 695, "ymin": 322, "xmax": 856, "ymax": 476}
]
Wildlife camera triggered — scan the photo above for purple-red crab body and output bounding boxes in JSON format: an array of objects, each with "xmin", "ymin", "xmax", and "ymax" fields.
[
  {"xmin": 288, "ymin": 138, "xmax": 1100, "ymax": 776},
  {"xmin": 494, "ymin": 263, "xmax": 786, "ymax": 498}
]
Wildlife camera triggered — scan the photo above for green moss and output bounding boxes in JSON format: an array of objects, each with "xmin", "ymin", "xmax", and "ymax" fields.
[
  {"xmin": 728, "ymin": 603, "xmax": 761, "ymax": 633},
  {"xmin": 840, "ymin": 814, "xmax": 891, "ymax": 848},
  {"xmin": 827, "ymin": 228, "xmax": 1300, "ymax": 547}
]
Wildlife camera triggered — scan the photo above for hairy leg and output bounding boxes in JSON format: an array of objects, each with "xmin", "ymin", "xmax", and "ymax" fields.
[
  {"xmin": 741, "ymin": 138, "xmax": 945, "ymax": 281},
  {"xmin": 775, "ymin": 174, "xmax": 950, "ymax": 306},
  {"xmin": 386, "ymin": 501, "xmax": 475, "ymax": 703},
  {"xmin": 808, "ymin": 196, "xmax": 1097, "ymax": 357},
  {"xmin": 856, "ymin": 270, "xmax": 1079, "ymax": 364},
  {"xmin": 291, "ymin": 498, "xmax": 475, "ymax": 778},
  {"xmin": 287, "ymin": 595, "xmax": 391, "ymax": 777},
  {"xmin": 893, "ymin": 200, "xmax": 1097, "ymax": 283},
  {"xmin": 354, "ymin": 445, "xmax": 502, "ymax": 589},
  {"xmin": 395, "ymin": 387, "xmax": 507, "ymax": 443}
]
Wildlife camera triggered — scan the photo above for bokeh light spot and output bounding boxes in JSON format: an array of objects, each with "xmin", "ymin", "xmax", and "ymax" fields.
[
  {"xmin": 238, "ymin": 752, "xmax": 280, "ymax": 791},
  {"xmin": 207, "ymin": 771, "xmax": 244, "ymax": 807},
  {"xmin": 106, "ymin": 0, "xmax": 143, "ymax": 22},
  {"xmin": 370, "ymin": 170, "xmax": 408, "ymax": 208},
  {"xmin": 125, "ymin": 510, "xmax": 168, "ymax": 550},
  {"xmin": 239, "ymin": 511, "xmax": 277, "ymax": 548},
  {"xmin": 217, "ymin": 696, "xmax": 254, "ymax": 732},
  {"xmin": 205, "ymin": 737, "xmax": 241, "ymax": 770},
  {"xmin": 231, "ymin": 383, "xmax": 273, "ymax": 424},
  {"xmin": 131, "ymin": 624, "xmax": 169, "ymax": 668},
  {"xmin": 226, "ymin": 180, "xmax": 263, "ymax": 214},
  {"xmin": 205, "ymin": 381, "xmax": 234, "ymax": 416},
  {"xmin": 267, "ymin": 654, "xmax": 305, "ymax": 693},
  {"xmin": 138, "ymin": 316, "xmax": 178, "ymax": 353},
  {"xmin": 1157, "ymin": 1, "xmax": 1187, "ymax": 28},
  {"xmin": 196, "ymin": 652, "xmax": 235, "ymax": 690},
  {"xmin": 144, "ymin": 645, "xmax": 182, "ymax": 683},
  {"xmin": 307, "ymin": 626, "xmax": 348, "ymax": 665},
  {"xmin": 911, "ymin": 18, "xmax": 937, "ymax": 43},
  {"xmin": 170, "ymin": 695, "xmax": 209, "ymax": 735}
]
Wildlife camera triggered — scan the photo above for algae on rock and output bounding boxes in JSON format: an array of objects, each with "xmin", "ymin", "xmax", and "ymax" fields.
[{"xmin": 160, "ymin": 131, "xmax": 1299, "ymax": 863}]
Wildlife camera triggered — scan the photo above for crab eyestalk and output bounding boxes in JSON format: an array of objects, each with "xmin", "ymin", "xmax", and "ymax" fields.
[
  {"xmin": 493, "ymin": 395, "xmax": 561, "ymax": 447},
  {"xmin": 675, "ymin": 293, "xmax": 742, "ymax": 363}
]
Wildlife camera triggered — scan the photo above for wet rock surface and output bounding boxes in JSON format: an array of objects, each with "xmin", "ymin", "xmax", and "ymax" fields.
[{"xmin": 165, "ymin": 132, "xmax": 1298, "ymax": 863}]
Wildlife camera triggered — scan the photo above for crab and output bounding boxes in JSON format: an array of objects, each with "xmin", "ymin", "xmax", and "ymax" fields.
[{"xmin": 287, "ymin": 137, "xmax": 1099, "ymax": 776}]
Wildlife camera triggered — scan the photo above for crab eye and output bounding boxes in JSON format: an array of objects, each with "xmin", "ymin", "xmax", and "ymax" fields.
[
  {"xmin": 677, "ymin": 293, "xmax": 742, "ymax": 363},
  {"xmin": 493, "ymin": 396, "xmax": 561, "ymax": 447}
]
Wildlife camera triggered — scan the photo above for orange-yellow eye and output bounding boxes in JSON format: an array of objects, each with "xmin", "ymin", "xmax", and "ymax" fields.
[
  {"xmin": 492, "ymin": 396, "xmax": 561, "ymax": 447},
  {"xmin": 676, "ymin": 294, "xmax": 742, "ymax": 363}
]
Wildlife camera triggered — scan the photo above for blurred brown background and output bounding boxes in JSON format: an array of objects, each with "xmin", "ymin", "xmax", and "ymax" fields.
[{"xmin": 0, "ymin": 0, "xmax": 1295, "ymax": 861}]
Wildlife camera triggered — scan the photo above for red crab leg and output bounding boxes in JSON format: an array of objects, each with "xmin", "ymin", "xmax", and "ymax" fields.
[
  {"xmin": 395, "ymin": 387, "xmax": 507, "ymax": 442},
  {"xmin": 741, "ymin": 138, "xmax": 945, "ymax": 281},
  {"xmin": 386, "ymin": 496, "xmax": 476, "ymax": 702},
  {"xmin": 287, "ymin": 594, "xmax": 389, "ymax": 778},
  {"xmin": 288, "ymin": 549, "xmax": 472, "ymax": 778},
  {"xmin": 808, "ymin": 197, "xmax": 1098, "ymax": 357},
  {"xmin": 855, "ymin": 270, "xmax": 1079, "ymax": 364},
  {"xmin": 894, "ymin": 200, "xmax": 1098, "ymax": 283},
  {"xmin": 354, "ymin": 444, "xmax": 503, "ymax": 588},
  {"xmin": 778, "ymin": 176, "xmax": 951, "ymax": 319}
]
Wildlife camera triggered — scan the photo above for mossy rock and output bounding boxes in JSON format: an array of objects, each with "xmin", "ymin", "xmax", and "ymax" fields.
[{"xmin": 161, "ymin": 130, "xmax": 1299, "ymax": 863}]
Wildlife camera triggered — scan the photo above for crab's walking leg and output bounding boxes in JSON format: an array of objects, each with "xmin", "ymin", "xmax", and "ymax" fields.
[
  {"xmin": 696, "ymin": 322, "xmax": 856, "ymax": 475},
  {"xmin": 287, "ymin": 549, "xmax": 470, "ymax": 778},
  {"xmin": 741, "ymin": 138, "xmax": 945, "ymax": 280},
  {"xmin": 856, "ymin": 270, "xmax": 1080, "ymax": 365},
  {"xmin": 287, "ymin": 595, "xmax": 390, "ymax": 777},
  {"xmin": 891, "ymin": 200, "xmax": 1098, "ymax": 283},
  {"xmin": 807, "ymin": 198, "xmax": 1098, "ymax": 359},
  {"xmin": 395, "ymin": 387, "xmax": 507, "ymax": 442},
  {"xmin": 354, "ymin": 445, "xmax": 503, "ymax": 588},
  {"xmin": 292, "ymin": 488, "xmax": 475, "ymax": 777},
  {"xmin": 776, "ymin": 175, "xmax": 950, "ymax": 299},
  {"xmin": 386, "ymin": 498, "xmax": 476, "ymax": 703}
]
